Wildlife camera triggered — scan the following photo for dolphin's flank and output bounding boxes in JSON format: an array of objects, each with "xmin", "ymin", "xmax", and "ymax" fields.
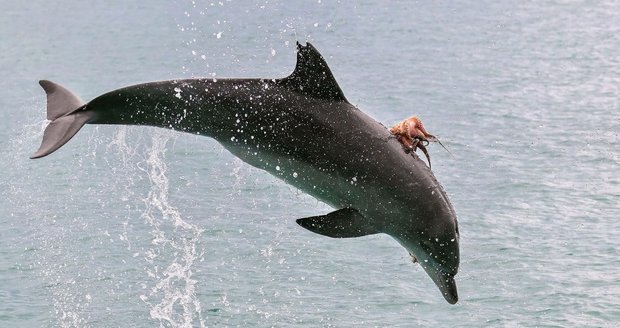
[{"xmin": 31, "ymin": 42, "xmax": 460, "ymax": 304}]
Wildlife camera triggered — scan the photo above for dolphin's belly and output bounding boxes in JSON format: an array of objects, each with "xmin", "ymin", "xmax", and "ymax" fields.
[{"xmin": 220, "ymin": 141, "xmax": 364, "ymax": 210}]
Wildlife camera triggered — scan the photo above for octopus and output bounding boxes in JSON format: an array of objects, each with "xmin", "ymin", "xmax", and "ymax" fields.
[{"xmin": 390, "ymin": 116, "xmax": 449, "ymax": 169}]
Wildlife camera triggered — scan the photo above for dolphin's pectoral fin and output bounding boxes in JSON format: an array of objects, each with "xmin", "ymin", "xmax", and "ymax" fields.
[{"xmin": 296, "ymin": 208, "xmax": 379, "ymax": 238}]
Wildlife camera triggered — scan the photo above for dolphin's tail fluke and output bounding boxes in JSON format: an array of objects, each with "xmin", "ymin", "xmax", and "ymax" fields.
[{"xmin": 31, "ymin": 80, "xmax": 94, "ymax": 159}]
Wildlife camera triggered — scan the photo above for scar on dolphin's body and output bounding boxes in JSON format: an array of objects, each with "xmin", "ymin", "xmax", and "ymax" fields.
[{"xmin": 31, "ymin": 42, "xmax": 460, "ymax": 304}]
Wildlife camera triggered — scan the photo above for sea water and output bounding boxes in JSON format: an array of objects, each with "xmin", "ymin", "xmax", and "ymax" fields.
[{"xmin": 1, "ymin": 0, "xmax": 619, "ymax": 327}]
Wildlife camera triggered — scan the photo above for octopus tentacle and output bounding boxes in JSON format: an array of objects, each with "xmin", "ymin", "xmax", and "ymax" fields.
[
  {"xmin": 390, "ymin": 116, "xmax": 442, "ymax": 169},
  {"xmin": 416, "ymin": 141, "xmax": 431, "ymax": 169}
]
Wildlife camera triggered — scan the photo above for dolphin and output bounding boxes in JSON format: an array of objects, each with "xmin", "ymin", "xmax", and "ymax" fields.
[{"xmin": 31, "ymin": 42, "xmax": 460, "ymax": 304}]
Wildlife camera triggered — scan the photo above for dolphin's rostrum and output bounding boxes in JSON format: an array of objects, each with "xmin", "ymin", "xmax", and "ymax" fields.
[{"xmin": 32, "ymin": 42, "xmax": 460, "ymax": 304}]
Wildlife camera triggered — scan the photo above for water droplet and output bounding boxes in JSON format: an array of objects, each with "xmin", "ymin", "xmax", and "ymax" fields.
[
  {"xmin": 293, "ymin": 172, "xmax": 298, "ymax": 178},
  {"xmin": 173, "ymin": 87, "xmax": 182, "ymax": 99},
  {"xmin": 276, "ymin": 166, "xmax": 281, "ymax": 171}
]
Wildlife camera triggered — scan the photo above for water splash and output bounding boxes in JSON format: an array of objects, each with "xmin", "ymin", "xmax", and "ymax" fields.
[
  {"xmin": 11, "ymin": 119, "xmax": 208, "ymax": 327},
  {"xmin": 137, "ymin": 130, "xmax": 206, "ymax": 328},
  {"xmin": 6, "ymin": 107, "xmax": 95, "ymax": 327}
]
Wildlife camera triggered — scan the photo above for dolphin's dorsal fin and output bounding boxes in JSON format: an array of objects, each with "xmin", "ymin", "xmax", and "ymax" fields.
[
  {"xmin": 278, "ymin": 42, "xmax": 348, "ymax": 103},
  {"xmin": 296, "ymin": 208, "xmax": 379, "ymax": 238}
]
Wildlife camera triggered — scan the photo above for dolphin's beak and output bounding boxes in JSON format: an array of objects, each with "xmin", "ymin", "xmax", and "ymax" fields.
[{"xmin": 422, "ymin": 265, "xmax": 459, "ymax": 304}]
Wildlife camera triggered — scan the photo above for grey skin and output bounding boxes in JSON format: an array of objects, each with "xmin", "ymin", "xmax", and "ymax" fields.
[{"xmin": 32, "ymin": 42, "xmax": 460, "ymax": 304}]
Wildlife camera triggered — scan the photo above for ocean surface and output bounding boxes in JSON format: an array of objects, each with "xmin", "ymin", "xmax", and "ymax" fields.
[{"xmin": 1, "ymin": 0, "xmax": 619, "ymax": 327}]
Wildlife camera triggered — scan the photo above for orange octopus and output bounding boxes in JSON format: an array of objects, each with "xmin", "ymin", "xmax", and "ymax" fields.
[{"xmin": 390, "ymin": 116, "xmax": 448, "ymax": 169}]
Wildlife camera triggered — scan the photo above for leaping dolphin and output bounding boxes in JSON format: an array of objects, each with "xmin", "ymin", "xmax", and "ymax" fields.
[{"xmin": 31, "ymin": 42, "xmax": 460, "ymax": 304}]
